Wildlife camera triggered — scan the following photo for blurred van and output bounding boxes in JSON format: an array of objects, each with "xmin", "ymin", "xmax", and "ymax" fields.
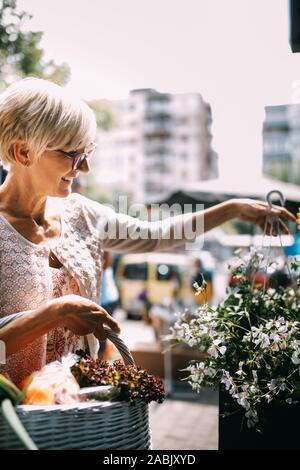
[{"xmin": 116, "ymin": 253, "xmax": 195, "ymax": 318}]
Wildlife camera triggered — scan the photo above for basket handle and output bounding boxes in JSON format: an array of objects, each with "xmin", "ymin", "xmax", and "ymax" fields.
[
  {"xmin": 0, "ymin": 314, "xmax": 135, "ymax": 366},
  {"xmin": 257, "ymin": 189, "xmax": 294, "ymax": 291},
  {"xmin": 103, "ymin": 326, "xmax": 135, "ymax": 366},
  {"xmin": 266, "ymin": 189, "xmax": 285, "ymax": 209}
]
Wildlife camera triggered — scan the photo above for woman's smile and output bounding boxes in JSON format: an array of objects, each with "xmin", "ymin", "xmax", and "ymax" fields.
[{"xmin": 61, "ymin": 177, "xmax": 72, "ymax": 184}]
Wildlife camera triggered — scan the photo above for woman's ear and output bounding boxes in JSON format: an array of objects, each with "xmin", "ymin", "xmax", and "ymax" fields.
[{"xmin": 12, "ymin": 141, "xmax": 31, "ymax": 166}]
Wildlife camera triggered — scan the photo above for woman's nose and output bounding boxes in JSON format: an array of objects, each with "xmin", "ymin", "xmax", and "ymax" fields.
[{"xmin": 79, "ymin": 158, "xmax": 90, "ymax": 173}]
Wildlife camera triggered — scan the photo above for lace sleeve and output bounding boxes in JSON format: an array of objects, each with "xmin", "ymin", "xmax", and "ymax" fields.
[{"xmin": 78, "ymin": 194, "xmax": 202, "ymax": 254}]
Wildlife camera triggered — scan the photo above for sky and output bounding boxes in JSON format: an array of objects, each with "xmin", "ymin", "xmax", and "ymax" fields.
[{"xmin": 17, "ymin": 0, "xmax": 300, "ymax": 181}]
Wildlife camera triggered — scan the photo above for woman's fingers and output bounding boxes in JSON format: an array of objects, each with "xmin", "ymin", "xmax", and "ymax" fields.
[
  {"xmin": 93, "ymin": 326, "xmax": 107, "ymax": 341},
  {"xmin": 257, "ymin": 202, "xmax": 296, "ymax": 222},
  {"xmin": 80, "ymin": 309, "xmax": 121, "ymax": 334},
  {"xmin": 65, "ymin": 316, "xmax": 96, "ymax": 335},
  {"xmin": 256, "ymin": 217, "xmax": 289, "ymax": 235},
  {"xmin": 278, "ymin": 218, "xmax": 289, "ymax": 234},
  {"xmin": 279, "ymin": 207, "xmax": 297, "ymax": 222},
  {"xmin": 96, "ymin": 309, "xmax": 121, "ymax": 334},
  {"xmin": 82, "ymin": 301, "xmax": 121, "ymax": 333},
  {"xmin": 246, "ymin": 201, "xmax": 295, "ymax": 234}
]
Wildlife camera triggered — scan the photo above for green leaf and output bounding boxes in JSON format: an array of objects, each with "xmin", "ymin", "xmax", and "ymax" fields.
[
  {"xmin": 1, "ymin": 399, "xmax": 38, "ymax": 450},
  {"xmin": 291, "ymin": 260, "xmax": 299, "ymax": 272}
]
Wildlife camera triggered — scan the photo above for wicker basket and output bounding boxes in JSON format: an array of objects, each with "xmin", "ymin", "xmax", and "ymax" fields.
[{"xmin": 0, "ymin": 327, "xmax": 152, "ymax": 450}]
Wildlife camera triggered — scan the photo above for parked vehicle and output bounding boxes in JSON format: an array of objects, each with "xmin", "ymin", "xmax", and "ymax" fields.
[{"xmin": 115, "ymin": 253, "xmax": 196, "ymax": 319}]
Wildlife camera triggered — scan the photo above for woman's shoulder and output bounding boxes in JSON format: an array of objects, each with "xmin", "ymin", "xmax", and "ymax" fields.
[
  {"xmin": 66, "ymin": 193, "xmax": 115, "ymax": 216},
  {"xmin": 63, "ymin": 193, "xmax": 116, "ymax": 227}
]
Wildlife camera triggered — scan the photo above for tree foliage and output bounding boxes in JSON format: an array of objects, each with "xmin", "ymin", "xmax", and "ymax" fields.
[
  {"xmin": 0, "ymin": 0, "xmax": 70, "ymax": 87},
  {"xmin": 86, "ymin": 99, "xmax": 115, "ymax": 131}
]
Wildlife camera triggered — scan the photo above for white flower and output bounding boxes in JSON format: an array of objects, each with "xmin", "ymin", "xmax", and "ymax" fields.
[
  {"xmin": 266, "ymin": 288, "xmax": 276, "ymax": 297},
  {"xmin": 278, "ymin": 324, "xmax": 288, "ymax": 333},
  {"xmin": 270, "ymin": 343, "xmax": 280, "ymax": 352},
  {"xmin": 207, "ymin": 339, "xmax": 227, "ymax": 358},
  {"xmin": 198, "ymin": 325, "xmax": 208, "ymax": 336},
  {"xmin": 251, "ymin": 326, "xmax": 261, "ymax": 338},
  {"xmin": 233, "ymin": 392, "xmax": 250, "ymax": 410},
  {"xmin": 187, "ymin": 337, "xmax": 197, "ymax": 347},
  {"xmin": 204, "ymin": 367, "xmax": 216, "ymax": 377},
  {"xmin": 291, "ymin": 339, "xmax": 300, "ymax": 349},
  {"xmin": 236, "ymin": 363, "xmax": 245, "ymax": 377},
  {"xmin": 186, "ymin": 364, "xmax": 196, "ymax": 374},
  {"xmin": 270, "ymin": 333, "xmax": 281, "ymax": 343},
  {"xmin": 236, "ymin": 369, "xmax": 245, "ymax": 377},
  {"xmin": 245, "ymin": 408, "xmax": 259, "ymax": 428},
  {"xmin": 242, "ymin": 332, "xmax": 251, "ymax": 343},
  {"xmin": 280, "ymin": 340, "xmax": 288, "ymax": 350},
  {"xmin": 265, "ymin": 394, "xmax": 273, "ymax": 403},
  {"xmin": 229, "ymin": 384, "xmax": 238, "ymax": 395},
  {"xmin": 266, "ymin": 320, "xmax": 275, "ymax": 330},
  {"xmin": 275, "ymin": 317, "xmax": 285, "ymax": 327},
  {"xmin": 291, "ymin": 352, "xmax": 300, "ymax": 365},
  {"xmin": 279, "ymin": 381, "xmax": 286, "ymax": 391},
  {"xmin": 189, "ymin": 381, "xmax": 202, "ymax": 392},
  {"xmin": 253, "ymin": 332, "xmax": 270, "ymax": 349},
  {"xmin": 221, "ymin": 371, "xmax": 233, "ymax": 390},
  {"xmin": 268, "ymin": 379, "xmax": 277, "ymax": 391},
  {"xmin": 187, "ymin": 362, "xmax": 205, "ymax": 375}
]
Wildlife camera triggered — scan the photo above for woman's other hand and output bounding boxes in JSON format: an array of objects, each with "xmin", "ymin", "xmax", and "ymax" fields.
[
  {"xmin": 51, "ymin": 294, "xmax": 121, "ymax": 340},
  {"xmin": 231, "ymin": 198, "xmax": 297, "ymax": 235}
]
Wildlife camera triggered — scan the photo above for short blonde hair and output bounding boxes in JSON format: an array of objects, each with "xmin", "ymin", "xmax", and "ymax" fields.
[{"xmin": 0, "ymin": 77, "xmax": 96, "ymax": 168}]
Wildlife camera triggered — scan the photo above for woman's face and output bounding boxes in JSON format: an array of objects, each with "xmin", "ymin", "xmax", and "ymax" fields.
[{"xmin": 29, "ymin": 146, "xmax": 90, "ymax": 198}]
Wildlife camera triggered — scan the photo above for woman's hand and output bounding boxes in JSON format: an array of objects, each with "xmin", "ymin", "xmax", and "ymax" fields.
[
  {"xmin": 231, "ymin": 198, "xmax": 297, "ymax": 234},
  {"xmin": 51, "ymin": 294, "xmax": 121, "ymax": 340}
]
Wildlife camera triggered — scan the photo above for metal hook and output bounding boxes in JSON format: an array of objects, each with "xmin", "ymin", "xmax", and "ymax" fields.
[{"xmin": 266, "ymin": 190, "xmax": 285, "ymax": 209}]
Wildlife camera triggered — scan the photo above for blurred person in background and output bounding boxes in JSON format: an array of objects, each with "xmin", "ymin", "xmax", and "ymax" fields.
[
  {"xmin": 71, "ymin": 177, "xmax": 83, "ymax": 194},
  {"xmin": 98, "ymin": 251, "xmax": 120, "ymax": 357},
  {"xmin": 268, "ymin": 256, "xmax": 292, "ymax": 289},
  {"xmin": 100, "ymin": 251, "xmax": 119, "ymax": 317},
  {"xmin": 169, "ymin": 270, "xmax": 181, "ymax": 302},
  {"xmin": 192, "ymin": 258, "xmax": 213, "ymax": 305}
]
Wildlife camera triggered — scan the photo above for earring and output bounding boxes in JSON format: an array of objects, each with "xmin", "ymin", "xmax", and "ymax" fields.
[{"xmin": 25, "ymin": 160, "xmax": 30, "ymax": 166}]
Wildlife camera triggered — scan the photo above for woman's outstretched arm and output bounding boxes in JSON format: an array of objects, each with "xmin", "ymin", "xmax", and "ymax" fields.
[{"xmin": 93, "ymin": 198, "xmax": 296, "ymax": 253}]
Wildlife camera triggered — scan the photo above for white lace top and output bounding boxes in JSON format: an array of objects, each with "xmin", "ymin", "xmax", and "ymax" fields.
[{"xmin": 0, "ymin": 192, "xmax": 200, "ymax": 385}]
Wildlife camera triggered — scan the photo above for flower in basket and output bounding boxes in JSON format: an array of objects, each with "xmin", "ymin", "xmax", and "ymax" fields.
[{"xmin": 168, "ymin": 247, "xmax": 300, "ymax": 430}]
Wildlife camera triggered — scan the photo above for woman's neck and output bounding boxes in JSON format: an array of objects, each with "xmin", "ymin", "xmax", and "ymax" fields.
[{"xmin": 0, "ymin": 172, "xmax": 49, "ymax": 226}]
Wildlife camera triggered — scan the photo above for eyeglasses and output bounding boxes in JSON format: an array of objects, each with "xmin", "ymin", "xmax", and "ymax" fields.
[{"xmin": 57, "ymin": 141, "xmax": 97, "ymax": 170}]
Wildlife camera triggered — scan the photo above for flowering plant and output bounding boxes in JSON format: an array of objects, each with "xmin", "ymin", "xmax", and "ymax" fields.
[{"xmin": 168, "ymin": 247, "xmax": 300, "ymax": 430}]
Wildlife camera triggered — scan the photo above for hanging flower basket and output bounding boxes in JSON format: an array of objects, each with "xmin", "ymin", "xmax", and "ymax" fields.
[{"xmin": 168, "ymin": 245, "xmax": 300, "ymax": 449}]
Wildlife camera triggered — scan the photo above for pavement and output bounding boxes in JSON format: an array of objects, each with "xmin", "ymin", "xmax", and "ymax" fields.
[
  {"xmin": 149, "ymin": 389, "xmax": 219, "ymax": 450},
  {"xmin": 115, "ymin": 313, "xmax": 219, "ymax": 450}
]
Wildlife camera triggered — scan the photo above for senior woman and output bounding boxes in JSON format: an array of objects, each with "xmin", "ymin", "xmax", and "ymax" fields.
[{"xmin": 0, "ymin": 78, "xmax": 296, "ymax": 386}]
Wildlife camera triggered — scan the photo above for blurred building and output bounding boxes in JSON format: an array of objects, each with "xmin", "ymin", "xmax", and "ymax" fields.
[
  {"xmin": 92, "ymin": 89, "xmax": 218, "ymax": 204},
  {"xmin": 263, "ymin": 104, "xmax": 300, "ymax": 185}
]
